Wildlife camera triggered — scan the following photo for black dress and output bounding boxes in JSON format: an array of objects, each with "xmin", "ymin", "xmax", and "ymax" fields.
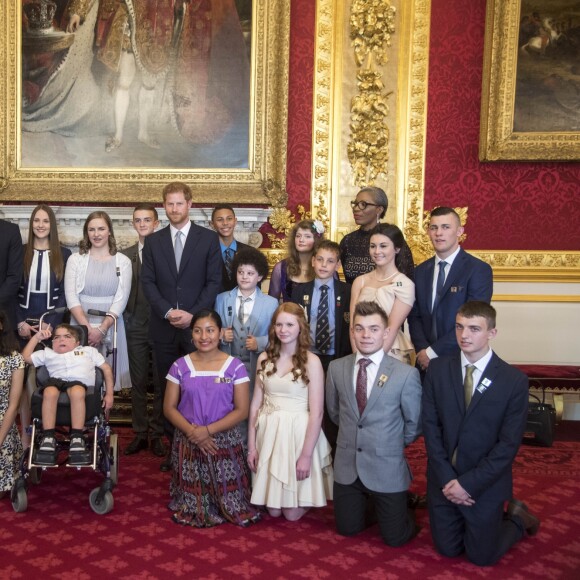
[{"xmin": 339, "ymin": 226, "xmax": 415, "ymax": 285}]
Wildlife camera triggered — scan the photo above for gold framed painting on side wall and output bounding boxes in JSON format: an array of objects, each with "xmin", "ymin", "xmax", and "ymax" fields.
[
  {"xmin": 480, "ymin": 0, "xmax": 580, "ymax": 161},
  {"xmin": 1, "ymin": 0, "xmax": 289, "ymax": 204}
]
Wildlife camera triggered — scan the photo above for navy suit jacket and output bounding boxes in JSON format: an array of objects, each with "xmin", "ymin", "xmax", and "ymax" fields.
[
  {"xmin": 422, "ymin": 352, "xmax": 528, "ymax": 501},
  {"xmin": 408, "ymin": 248, "xmax": 493, "ymax": 357},
  {"xmin": 141, "ymin": 222, "xmax": 222, "ymax": 342},
  {"xmin": 0, "ymin": 220, "xmax": 24, "ymax": 329},
  {"xmin": 291, "ymin": 278, "xmax": 352, "ymax": 359},
  {"xmin": 220, "ymin": 240, "xmax": 252, "ymax": 291}
]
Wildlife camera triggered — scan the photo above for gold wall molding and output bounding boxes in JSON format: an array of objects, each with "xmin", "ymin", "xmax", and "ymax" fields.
[
  {"xmin": 312, "ymin": 0, "xmax": 580, "ymax": 283},
  {"xmin": 493, "ymin": 294, "xmax": 580, "ymax": 303}
]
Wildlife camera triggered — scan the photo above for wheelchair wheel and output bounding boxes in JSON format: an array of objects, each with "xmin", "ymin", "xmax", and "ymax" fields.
[
  {"xmin": 29, "ymin": 467, "xmax": 42, "ymax": 485},
  {"xmin": 12, "ymin": 488, "xmax": 28, "ymax": 513},
  {"xmin": 109, "ymin": 433, "xmax": 119, "ymax": 485},
  {"xmin": 89, "ymin": 487, "xmax": 114, "ymax": 515}
]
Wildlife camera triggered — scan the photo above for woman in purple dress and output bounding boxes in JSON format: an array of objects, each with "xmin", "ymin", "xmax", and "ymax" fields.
[{"xmin": 164, "ymin": 309, "xmax": 260, "ymax": 528}]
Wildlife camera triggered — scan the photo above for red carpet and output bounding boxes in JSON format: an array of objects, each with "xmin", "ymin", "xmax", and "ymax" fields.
[{"xmin": 1, "ymin": 427, "xmax": 579, "ymax": 579}]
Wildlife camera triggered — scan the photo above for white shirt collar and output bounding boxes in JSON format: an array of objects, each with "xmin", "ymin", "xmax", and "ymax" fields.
[
  {"xmin": 461, "ymin": 348, "xmax": 493, "ymax": 375},
  {"xmin": 170, "ymin": 221, "xmax": 191, "ymax": 240},
  {"xmin": 236, "ymin": 289, "xmax": 256, "ymax": 301},
  {"xmin": 355, "ymin": 349, "xmax": 384, "ymax": 367},
  {"xmin": 436, "ymin": 245, "xmax": 461, "ymax": 267}
]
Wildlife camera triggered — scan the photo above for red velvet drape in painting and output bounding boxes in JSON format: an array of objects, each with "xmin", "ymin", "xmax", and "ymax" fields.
[{"xmin": 282, "ymin": 0, "xmax": 580, "ymax": 252}]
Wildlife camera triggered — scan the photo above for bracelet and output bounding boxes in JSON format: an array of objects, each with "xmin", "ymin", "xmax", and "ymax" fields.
[
  {"xmin": 17, "ymin": 322, "xmax": 26, "ymax": 330},
  {"xmin": 97, "ymin": 326, "xmax": 107, "ymax": 337}
]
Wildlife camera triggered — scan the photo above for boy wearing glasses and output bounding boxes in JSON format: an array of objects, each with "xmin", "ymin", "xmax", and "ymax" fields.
[{"xmin": 22, "ymin": 324, "xmax": 114, "ymax": 466}]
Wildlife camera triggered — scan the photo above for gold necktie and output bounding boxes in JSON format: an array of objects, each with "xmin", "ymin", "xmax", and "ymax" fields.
[{"xmin": 464, "ymin": 364, "xmax": 475, "ymax": 408}]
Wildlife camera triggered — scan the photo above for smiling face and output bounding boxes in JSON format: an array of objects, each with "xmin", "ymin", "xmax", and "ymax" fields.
[
  {"xmin": 164, "ymin": 191, "xmax": 192, "ymax": 229},
  {"xmin": 132, "ymin": 209, "xmax": 158, "ymax": 241},
  {"xmin": 294, "ymin": 228, "xmax": 316, "ymax": 253},
  {"xmin": 191, "ymin": 316, "xmax": 221, "ymax": 352},
  {"xmin": 428, "ymin": 213, "xmax": 463, "ymax": 259},
  {"xmin": 87, "ymin": 218, "xmax": 111, "ymax": 250},
  {"xmin": 369, "ymin": 233, "xmax": 399, "ymax": 268},
  {"xmin": 211, "ymin": 208, "xmax": 237, "ymax": 242},
  {"xmin": 455, "ymin": 314, "xmax": 496, "ymax": 362},
  {"xmin": 352, "ymin": 313, "xmax": 389, "ymax": 356},
  {"xmin": 32, "ymin": 209, "xmax": 51, "ymax": 242},
  {"xmin": 352, "ymin": 190, "xmax": 383, "ymax": 229},
  {"xmin": 274, "ymin": 311, "xmax": 301, "ymax": 345}
]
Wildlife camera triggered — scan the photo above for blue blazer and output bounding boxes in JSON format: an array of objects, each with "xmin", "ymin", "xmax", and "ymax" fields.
[
  {"xmin": 141, "ymin": 223, "xmax": 223, "ymax": 342},
  {"xmin": 422, "ymin": 352, "xmax": 528, "ymax": 501},
  {"xmin": 214, "ymin": 287, "xmax": 278, "ymax": 383},
  {"xmin": 17, "ymin": 244, "xmax": 71, "ymax": 323},
  {"xmin": 408, "ymin": 248, "xmax": 493, "ymax": 357}
]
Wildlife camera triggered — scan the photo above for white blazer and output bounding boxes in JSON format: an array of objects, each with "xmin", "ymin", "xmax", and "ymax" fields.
[{"xmin": 64, "ymin": 251, "xmax": 132, "ymax": 318}]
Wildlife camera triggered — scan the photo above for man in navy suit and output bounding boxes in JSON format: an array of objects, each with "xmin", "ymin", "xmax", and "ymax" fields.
[
  {"xmin": 141, "ymin": 182, "xmax": 222, "ymax": 469},
  {"xmin": 0, "ymin": 218, "xmax": 24, "ymax": 332},
  {"xmin": 408, "ymin": 206, "xmax": 493, "ymax": 374},
  {"xmin": 422, "ymin": 301, "xmax": 539, "ymax": 566}
]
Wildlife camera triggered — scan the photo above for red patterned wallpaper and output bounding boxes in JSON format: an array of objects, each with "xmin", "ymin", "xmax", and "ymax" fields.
[
  {"xmin": 425, "ymin": 0, "xmax": 580, "ymax": 251},
  {"xmin": 282, "ymin": 0, "xmax": 580, "ymax": 252}
]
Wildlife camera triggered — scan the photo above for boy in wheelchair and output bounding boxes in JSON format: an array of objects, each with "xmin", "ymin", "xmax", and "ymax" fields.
[{"xmin": 22, "ymin": 324, "xmax": 114, "ymax": 466}]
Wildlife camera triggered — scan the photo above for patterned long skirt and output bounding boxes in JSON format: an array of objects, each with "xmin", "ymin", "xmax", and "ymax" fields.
[{"xmin": 168, "ymin": 426, "xmax": 261, "ymax": 528}]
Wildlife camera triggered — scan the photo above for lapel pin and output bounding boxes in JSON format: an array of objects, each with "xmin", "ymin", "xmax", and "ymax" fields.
[
  {"xmin": 378, "ymin": 374, "xmax": 388, "ymax": 388},
  {"xmin": 451, "ymin": 286, "xmax": 458, "ymax": 293}
]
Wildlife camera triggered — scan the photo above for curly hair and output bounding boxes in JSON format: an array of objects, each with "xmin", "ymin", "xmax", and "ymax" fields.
[
  {"xmin": 260, "ymin": 303, "xmax": 311, "ymax": 385},
  {"xmin": 79, "ymin": 211, "xmax": 117, "ymax": 255},
  {"xmin": 286, "ymin": 219, "xmax": 323, "ymax": 279}
]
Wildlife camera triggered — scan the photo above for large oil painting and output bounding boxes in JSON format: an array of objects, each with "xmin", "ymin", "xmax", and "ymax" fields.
[
  {"xmin": 480, "ymin": 0, "xmax": 580, "ymax": 161},
  {"xmin": 1, "ymin": 0, "xmax": 288, "ymax": 203}
]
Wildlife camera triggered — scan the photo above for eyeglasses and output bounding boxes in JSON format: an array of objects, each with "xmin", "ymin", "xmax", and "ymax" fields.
[{"xmin": 350, "ymin": 200, "xmax": 381, "ymax": 211}]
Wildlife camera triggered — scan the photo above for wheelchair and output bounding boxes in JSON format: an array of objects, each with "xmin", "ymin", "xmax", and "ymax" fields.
[{"xmin": 11, "ymin": 310, "xmax": 119, "ymax": 515}]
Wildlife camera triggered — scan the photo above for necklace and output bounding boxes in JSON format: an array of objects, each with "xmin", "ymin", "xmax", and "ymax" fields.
[{"xmin": 375, "ymin": 270, "xmax": 397, "ymax": 282}]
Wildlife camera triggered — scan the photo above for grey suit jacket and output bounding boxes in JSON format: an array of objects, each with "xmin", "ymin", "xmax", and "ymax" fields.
[
  {"xmin": 326, "ymin": 353, "xmax": 422, "ymax": 493},
  {"xmin": 214, "ymin": 287, "xmax": 278, "ymax": 384}
]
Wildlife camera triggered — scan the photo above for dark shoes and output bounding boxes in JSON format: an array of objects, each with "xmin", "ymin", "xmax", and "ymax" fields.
[
  {"xmin": 124, "ymin": 437, "xmax": 148, "ymax": 456},
  {"xmin": 408, "ymin": 492, "xmax": 428, "ymax": 510},
  {"xmin": 507, "ymin": 499, "xmax": 540, "ymax": 536},
  {"xmin": 150, "ymin": 438, "xmax": 167, "ymax": 457},
  {"xmin": 34, "ymin": 435, "xmax": 57, "ymax": 466},
  {"xmin": 69, "ymin": 435, "xmax": 91, "ymax": 466}
]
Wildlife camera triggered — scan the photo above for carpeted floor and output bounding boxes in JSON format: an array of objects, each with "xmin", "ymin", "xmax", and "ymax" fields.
[{"xmin": 1, "ymin": 426, "xmax": 579, "ymax": 579}]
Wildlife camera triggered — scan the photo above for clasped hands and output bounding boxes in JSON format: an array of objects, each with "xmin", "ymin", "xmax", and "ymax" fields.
[
  {"xmin": 167, "ymin": 309, "xmax": 193, "ymax": 329},
  {"xmin": 187, "ymin": 423, "xmax": 218, "ymax": 455},
  {"xmin": 442, "ymin": 479, "xmax": 475, "ymax": 506},
  {"xmin": 221, "ymin": 328, "xmax": 258, "ymax": 351}
]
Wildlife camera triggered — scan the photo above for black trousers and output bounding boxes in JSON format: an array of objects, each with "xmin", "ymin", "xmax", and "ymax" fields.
[
  {"xmin": 334, "ymin": 478, "xmax": 416, "ymax": 547},
  {"xmin": 427, "ymin": 479, "xmax": 524, "ymax": 566}
]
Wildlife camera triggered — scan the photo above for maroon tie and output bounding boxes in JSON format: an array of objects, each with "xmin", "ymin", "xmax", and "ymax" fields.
[{"xmin": 356, "ymin": 358, "xmax": 372, "ymax": 415}]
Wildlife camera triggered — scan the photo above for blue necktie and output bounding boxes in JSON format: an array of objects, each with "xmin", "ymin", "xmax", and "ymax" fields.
[
  {"xmin": 430, "ymin": 261, "xmax": 447, "ymax": 341},
  {"xmin": 315, "ymin": 285, "xmax": 331, "ymax": 353}
]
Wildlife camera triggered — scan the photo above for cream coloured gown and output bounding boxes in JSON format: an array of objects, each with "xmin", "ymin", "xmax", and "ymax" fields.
[{"xmin": 251, "ymin": 365, "xmax": 333, "ymax": 509}]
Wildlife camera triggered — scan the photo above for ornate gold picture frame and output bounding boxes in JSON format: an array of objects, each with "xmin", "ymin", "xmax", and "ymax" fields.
[
  {"xmin": 480, "ymin": 0, "xmax": 580, "ymax": 161},
  {"xmin": 0, "ymin": 1, "xmax": 289, "ymax": 204}
]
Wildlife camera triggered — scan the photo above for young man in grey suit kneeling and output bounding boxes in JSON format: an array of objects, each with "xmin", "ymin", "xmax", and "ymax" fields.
[{"xmin": 326, "ymin": 301, "xmax": 422, "ymax": 546}]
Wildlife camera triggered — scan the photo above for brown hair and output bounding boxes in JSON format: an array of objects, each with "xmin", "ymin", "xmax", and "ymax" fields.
[
  {"xmin": 286, "ymin": 219, "xmax": 323, "ymax": 279},
  {"xmin": 162, "ymin": 181, "xmax": 192, "ymax": 202},
  {"xmin": 260, "ymin": 303, "xmax": 311, "ymax": 385},
  {"xmin": 457, "ymin": 301, "xmax": 496, "ymax": 330},
  {"xmin": 313, "ymin": 239, "xmax": 341, "ymax": 259},
  {"xmin": 24, "ymin": 205, "xmax": 66, "ymax": 281},
  {"xmin": 353, "ymin": 301, "xmax": 389, "ymax": 326},
  {"xmin": 54, "ymin": 323, "xmax": 82, "ymax": 343},
  {"xmin": 133, "ymin": 203, "xmax": 159, "ymax": 220},
  {"xmin": 79, "ymin": 211, "xmax": 117, "ymax": 255}
]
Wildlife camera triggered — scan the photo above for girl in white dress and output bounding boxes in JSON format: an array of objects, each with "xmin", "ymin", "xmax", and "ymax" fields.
[
  {"xmin": 64, "ymin": 212, "xmax": 132, "ymax": 391},
  {"xmin": 248, "ymin": 303, "xmax": 333, "ymax": 521}
]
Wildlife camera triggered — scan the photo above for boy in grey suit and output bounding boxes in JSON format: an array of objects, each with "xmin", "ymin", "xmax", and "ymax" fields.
[{"xmin": 326, "ymin": 301, "xmax": 422, "ymax": 546}]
